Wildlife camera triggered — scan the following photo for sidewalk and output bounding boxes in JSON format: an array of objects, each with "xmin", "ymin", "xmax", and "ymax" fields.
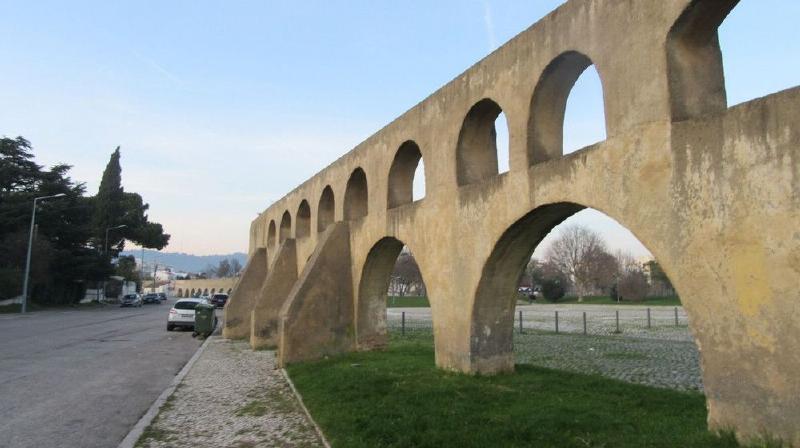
[{"xmin": 132, "ymin": 337, "xmax": 324, "ymax": 448}]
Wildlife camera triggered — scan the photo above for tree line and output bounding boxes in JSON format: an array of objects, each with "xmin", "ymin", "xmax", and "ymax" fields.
[
  {"xmin": 0, "ymin": 137, "xmax": 170, "ymax": 305},
  {"xmin": 523, "ymin": 224, "xmax": 674, "ymax": 302}
]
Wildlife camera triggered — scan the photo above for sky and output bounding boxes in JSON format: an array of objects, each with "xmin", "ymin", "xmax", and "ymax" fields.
[{"xmin": 1, "ymin": 1, "xmax": 798, "ymax": 256}]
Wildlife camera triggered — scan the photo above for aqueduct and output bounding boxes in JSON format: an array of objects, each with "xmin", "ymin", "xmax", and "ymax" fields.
[{"xmin": 224, "ymin": 0, "xmax": 799, "ymax": 443}]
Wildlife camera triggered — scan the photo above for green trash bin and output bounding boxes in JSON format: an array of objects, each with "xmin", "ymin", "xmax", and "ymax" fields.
[{"xmin": 194, "ymin": 303, "xmax": 216, "ymax": 337}]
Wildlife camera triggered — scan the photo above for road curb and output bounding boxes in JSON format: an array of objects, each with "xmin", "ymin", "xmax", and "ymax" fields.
[
  {"xmin": 281, "ymin": 367, "xmax": 331, "ymax": 448},
  {"xmin": 117, "ymin": 334, "xmax": 216, "ymax": 448}
]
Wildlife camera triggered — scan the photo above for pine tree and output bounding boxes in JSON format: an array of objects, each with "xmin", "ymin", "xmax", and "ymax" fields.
[{"xmin": 92, "ymin": 147, "xmax": 124, "ymax": 252}]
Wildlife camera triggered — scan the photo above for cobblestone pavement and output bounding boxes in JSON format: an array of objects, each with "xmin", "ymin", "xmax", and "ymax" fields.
[
  {"xmin": 136, "ymin": 338, "xmax": 322, "ymax": 448},
  {"xmin": 513, "ymin": 331, "xmax": 703, "ymax": 391},
  {"xmin": 387, "ymin": 305, "xmax": 702, "ymax": 392}
]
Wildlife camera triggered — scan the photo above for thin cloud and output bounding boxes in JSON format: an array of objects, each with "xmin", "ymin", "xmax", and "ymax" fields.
[
  {"xmin": 483, "ymin": 1, "xmax": 497, "ymax": 51},
  {"xmin": 133, "ymin": 50, "xmax": 182, "ymax": 85}
]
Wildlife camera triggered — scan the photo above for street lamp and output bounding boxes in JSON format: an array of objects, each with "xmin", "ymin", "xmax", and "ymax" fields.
[
  {"xmin": 21, "ymin": 193, "xmax": 67, "ymax": 313},
  {"xmin": 101, "ymin": 225, "xmax": 127, "ymax": 302},
  {"xmin": 104, "ymin": 224, "xmax": 127, "ymax": 254}
]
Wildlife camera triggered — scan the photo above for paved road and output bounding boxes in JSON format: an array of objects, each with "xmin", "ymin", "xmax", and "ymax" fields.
[{"xmin": 0, "ymin": 300, "xmax": 209, "ymax": 448}]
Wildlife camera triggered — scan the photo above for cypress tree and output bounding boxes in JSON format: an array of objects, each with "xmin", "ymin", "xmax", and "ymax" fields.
[{"xmin": 92, "ymin": 146, "xmax": 124, "ymax": 251}]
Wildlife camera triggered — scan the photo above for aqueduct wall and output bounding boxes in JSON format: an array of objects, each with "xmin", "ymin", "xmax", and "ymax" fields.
[
  {"xmin": 224, "ymin": 0, "xmax": 799, "ymax": 443},
  {"xmin": 174, "ymin": 278, "xmax": 237, "ymax": 298}
]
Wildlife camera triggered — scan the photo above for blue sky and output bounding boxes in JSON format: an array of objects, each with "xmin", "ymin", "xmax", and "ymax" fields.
[{"xmin": 1, "ymin": 1, "xmax": 798, "ymax": 255}]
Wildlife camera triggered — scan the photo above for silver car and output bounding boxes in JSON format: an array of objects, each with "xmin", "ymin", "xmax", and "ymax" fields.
[
  {"xmin": 120, "ymin": 294, "xmax": 142, "ymax": 307},
  {"xmin": 167, "ymin": 298, "xmax": 212, "ymax": 331}
]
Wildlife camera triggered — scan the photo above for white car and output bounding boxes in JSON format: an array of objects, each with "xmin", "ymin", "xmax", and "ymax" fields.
[{"xmin": 167, "ymin": 298, "xmax": 213, "ymax": 331}]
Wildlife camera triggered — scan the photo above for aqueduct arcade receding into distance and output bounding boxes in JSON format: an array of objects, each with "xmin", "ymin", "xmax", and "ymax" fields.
[{"xmin": 223, "ymin": 0, "xmax": 800, "ymax": 443}]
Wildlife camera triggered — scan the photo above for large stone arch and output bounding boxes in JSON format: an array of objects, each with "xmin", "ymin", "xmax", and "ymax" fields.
[
  {"xmin": 527, "ymin": 51, "xmax": 607, "ymax": 164},
  {"xmin": 455, "ymin": 98, "xmax": 507, "ymax": 186},
  {"xmin": 387, "ymin": 141, "xmax": 425, "ymax": 209},
  {"xmin": 344, "ymin": 167, "xmax": 368, "ymax": 220}
]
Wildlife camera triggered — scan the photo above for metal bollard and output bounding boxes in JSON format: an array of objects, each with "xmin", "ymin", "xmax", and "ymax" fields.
[
  {"xmin": 582, "ymin": 311, "xmax": 587, "ymax": 335},
  {"xmin": 647, "ymin": 307, "xmax": 651, "ymax": 328},
  {"xmin": 401, "ymin": 311, "xmax": 406, "ymax": 336},
  {"xmin": 615, "ymin": 310, "xmax": 620, "ymax": 333},
  {"xmin": 519, "ymin": 310, "xmax": 523, "ymax": 334},
  {"xmin": 674, "ymin": 307, "xmax": 679, "ymax": 326},
  {"xmin": 555, "ymin": 310, "xmax": 559, "ymax": 334}
]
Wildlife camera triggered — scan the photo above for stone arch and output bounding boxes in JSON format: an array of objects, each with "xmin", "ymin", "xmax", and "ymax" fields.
[
  {"xmin": 177, "ymin": 288, "xmax": 183, "ymax": 298},
  {"xmin": 267, "ymin": 220, "xmax": 276, "ymax": 249},
  {"xmin": 456, "ymin": 98, "xmax": 506, "ymax": 186},
  {"xmin": 279, "ymin": 211, "xmax": 292, "ymax": 243},
  {"xmin": 344, "ymin": 167, "xmax": 368, "ymax": 220},
  {"xmin": 387, "ymin": 140, "xmax": 426, "ymax": 208},
  {"xmin": 667, "ymin": 0, "xmax": 737, "ymax": 121},
  {"xmin": 203, "ymin": 288, "xmax": 209, "ymax": 296},
  {"xmin": 317, "ymin": 185, "xmax": 335, "ymax": 232},
  {"xmin": 190, "ymin": 288, "xmax": 195, "ymax": 297},
  {"xmin": 527, "ymin": 51, "xmax": 607, "ymax": 164},
  {"xmin": 296, "ymin": 200, "xmax": 311, "ymax": 239},
  {"xmin": 357, "ymin": 237, "xmax": 429, "ymax": 350},
  {"xmin": 227, "ymin": 288, "xmax": 232, "ymax": 295},
  {"xmin": 211, "ymin": 288, "xmax": 216, "ymax": 294},
  {"xmin": 469, "ymin": 201, "xmax": 682, "ymax": 373}
]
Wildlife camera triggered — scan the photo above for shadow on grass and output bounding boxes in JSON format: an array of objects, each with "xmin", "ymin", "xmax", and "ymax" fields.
[{"xmin": 287, "ymin": 333, "xmax": 745, "ymax": 448}]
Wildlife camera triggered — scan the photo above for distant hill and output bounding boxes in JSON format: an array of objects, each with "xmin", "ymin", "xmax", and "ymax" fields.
[{"xmin": 120, "ymin": 249, "xmax": 247, "ymax": 273}]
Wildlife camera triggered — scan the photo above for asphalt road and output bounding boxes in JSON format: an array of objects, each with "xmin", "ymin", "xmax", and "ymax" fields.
[{"xmin": 0, "ymin": 299, "xmax": 210, "ymax": 448}]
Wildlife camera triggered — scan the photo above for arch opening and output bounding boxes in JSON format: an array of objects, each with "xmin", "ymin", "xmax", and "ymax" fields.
[
  {"xmin": 357, "ymin": 238, "xmax": 429, "ymax": 350},
  {"xmin": 388, "ymin": 141, "xmax": 426, "ymax": 209},
  {"xmin": 267, "ymin": 220, "xmax": 276, "ymax": 249},
  {"xmin": 279, "ymin": 211, "xmax": 291, "ymax": 243},
  {"xmin": 472, "ymin": 203, "xmax": 691, "ymax": 390},
  {"xmin": 344, "ymin": 168, "xmax": 368, "ymax": 220},
  {"xmin": 667, "ymin": 0, "xmax": 736, "ymax": 121},
  {"xmin": 456, "ymin": 98, "xmax": 507, "ymax": 186},
  {"xmin": 528, "ymin": 51, "xmax": 608, "ymax": 164},
  {"xmin": 296, "ymin": 200, "xmax": 311, "ymax": 239},
  {"xmin": 317, "ymin": 186, "xmax": 335, "ymax": 232}
]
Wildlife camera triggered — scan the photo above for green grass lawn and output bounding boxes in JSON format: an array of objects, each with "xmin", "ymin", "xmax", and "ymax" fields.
[
  {"xmin": 533, "ymin": 295, "xmax": 682, "ymax": 306},
  {"xmin": 287, "ymin": 333, "xmax": 748, "ymax": 448},
  {"xmin": 387, "ymin": 296, "xmax": 430, "ymax": 308}
]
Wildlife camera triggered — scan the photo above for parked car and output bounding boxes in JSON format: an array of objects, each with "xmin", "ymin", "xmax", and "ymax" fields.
[
  {"xmin": 167, "ymin": 298, "xmax": 214, "ymax": 331},
  {"xmin": 210, "ymin": 293, "xmax": 229, "ymax": 308},
  {"xmin": 142, "ymin": 293, "xmax": 161, "ymax": 304},
  {"xmin": 120, "ymin": 294, "xmax": 143, "ymax": 307},
  {"xmin": 157, "ymin": 292, "xmax": 167, "ymax": 302}
]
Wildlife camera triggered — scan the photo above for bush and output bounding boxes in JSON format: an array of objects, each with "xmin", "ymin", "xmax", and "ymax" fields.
[
  {"xmin": 618, "ymin": 270, "xmax": 649, "ymax": 301},
  {"xmin": 541, "ymin": 278, "xmax": 566, "ymax": 302}
]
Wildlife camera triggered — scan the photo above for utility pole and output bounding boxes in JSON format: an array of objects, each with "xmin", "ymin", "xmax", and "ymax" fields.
[{"xmin": 152, "ymin": 263, "xmax": 158, "ymax": 293}]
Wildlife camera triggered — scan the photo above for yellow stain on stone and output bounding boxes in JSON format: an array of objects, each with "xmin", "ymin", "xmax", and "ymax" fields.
[{"xmin": 731, "ymin": 241, "xmax": 777, "ymax": 351}]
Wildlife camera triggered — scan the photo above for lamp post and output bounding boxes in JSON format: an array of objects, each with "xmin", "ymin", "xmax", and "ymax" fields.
[
  {"xmin": 21, "ymin": 193, "xmax": 66, "ymax": 313},
  {"xmin": 101, "ymin": 225, "xmax": 127, "ymax": 302}
]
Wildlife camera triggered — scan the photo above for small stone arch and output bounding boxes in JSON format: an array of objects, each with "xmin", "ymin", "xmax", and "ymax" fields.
[
  {"xmin": 318, "ymin": 186, "xmax": 335, "ymax": 232},
  {"xmin": 203, "ymin": 288, "xmax": 209, "ymax": 296},
  {"xmin": 344, "ymin": 168, "xmax": 368, "ymax": 220},
  {"xmin": 296, "ymin": 200, "xmax": 311, "ymax": 239},
  {"xmin": 455, "ymin": 98, "xmax": 506, "ymax": 186},
  {"xmin": 279, "ymin": 211, "xmax": 292, "ymax": 243},
  {"xmin": 527, "ymin": 51, "xmax": 607, "ymax": 165},
  {"xmin": 227, "ymin": 288, "xmax": 232, "ymax": 295},
  {"xmin": 190, "ymin": 288, "xmax": 196, "ymax": 297},
  {"xmin": 211, "ymin": 288, "xmax": 216, "ymax": 295},
  {"xmin": 268, "ymin": 220, "xmax": 276, "ymax": 249},
  {"xmin": 177, "ymin": 288, "xmax": 183, "ymax": 298},
  {"xmin": 387, "ymin": 140, "xmax": 425, "ymax": 209}
]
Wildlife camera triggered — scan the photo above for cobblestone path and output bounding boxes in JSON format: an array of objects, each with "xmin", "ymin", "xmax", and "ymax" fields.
[{"xmin": 136, "ymin": 338, "xmax": 322, "ymax": 448}]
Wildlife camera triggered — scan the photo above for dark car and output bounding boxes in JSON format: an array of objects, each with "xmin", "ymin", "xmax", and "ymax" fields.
[
  {"xmin": 210, "ymin": 293, "xmax": 229, "ymax": 308},
  {"xmin": 120, "ymin": 294, "xmax": 142, "ymax": 307},
  {"xmin": 142, "ymin": 293, "xmax": 161, "ymax": 304},
  {"xmin": 157, "ymin": 292, "xmax": 167, "ymax": 302}
]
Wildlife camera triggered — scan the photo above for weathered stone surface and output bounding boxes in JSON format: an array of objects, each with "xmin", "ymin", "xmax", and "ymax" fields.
[
  {"xmin": 277, "ymin": 222, "xmax": 355, "ymax": 366},
  {"xmin": 249, "ymin": 239, "xmax": 298, "ymax": 349},
  {"xmin": 234, "ymin": 0, "xmax": 799, "ymax": 444},
  {"xmin": 222, "ymin": 248, "xmax": 267, "ymax": 340},
  {"xmin": 174, "ymin": 277, "xmax": 238, "ymax": 299}
]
